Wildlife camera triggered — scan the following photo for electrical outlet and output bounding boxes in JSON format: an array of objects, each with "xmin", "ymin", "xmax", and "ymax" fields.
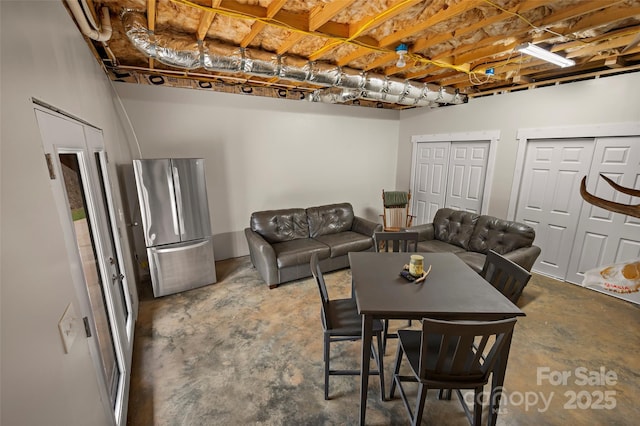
[{"xmin": 58, "ymin": 302, "xmax": 78, "ymax": 354}]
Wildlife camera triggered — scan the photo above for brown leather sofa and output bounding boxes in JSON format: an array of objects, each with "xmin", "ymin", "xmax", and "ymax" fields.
[
  {"xmin": 245, "ymin": 202, "xmax": 381, "ymax": 288},
  {"xmin": 410, "ymin": 208, "xmax": 541, "ymax": 273}
]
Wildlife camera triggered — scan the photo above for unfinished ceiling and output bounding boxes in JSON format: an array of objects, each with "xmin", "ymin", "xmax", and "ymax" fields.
[{"xmin": 69, "ymin": 0, "xmax": 640, "ymax": 109}]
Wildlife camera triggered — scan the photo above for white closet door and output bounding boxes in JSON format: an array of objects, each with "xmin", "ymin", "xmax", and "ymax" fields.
[
  {"xmin": 565, "ymin": 136, "xmax": 640, "ymax": 284},
  {"xmin": 515, "ymin": 139, "xmax": 594, "ymax": 279},
  {"xmin": 412, "ymin": 142, "xmax": 450, "ymax": 224},
  {"xmin": 445, "ymin": 142, "xmax": 489, "ymax": 213}
]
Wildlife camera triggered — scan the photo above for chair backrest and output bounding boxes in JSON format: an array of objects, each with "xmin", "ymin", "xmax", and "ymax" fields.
[
  {"xmin": 382, "ymin": 190, "xmax": 414, "ymax": 231},
  {"xmin": 480, "ymin": 250, "xmax": 532, "ymax": 304},
  {"xmin": 310, "ymin": 253, "xmax": 332, "ymax": 329},
  {"xmin": 374, "ymin": 231, "xmax": 419, "ymax": 253},
  {"xmin": 418, "ymin": 318, "xmax": 517, "ymax": 384}
]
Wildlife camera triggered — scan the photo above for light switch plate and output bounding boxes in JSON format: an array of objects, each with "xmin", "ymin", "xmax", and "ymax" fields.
[{"xmin": 58, "ymin": 302, "xmax": 78, "ymax": 354}]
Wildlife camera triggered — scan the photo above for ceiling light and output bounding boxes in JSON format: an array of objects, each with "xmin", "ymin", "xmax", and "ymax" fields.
[
  {"xmin": 395, "ymin": 44, "xmax": 408, "ymax": 68},
  {"xmin": 516, "ymin": 42, "xmax": 575, "ymax": 68}
]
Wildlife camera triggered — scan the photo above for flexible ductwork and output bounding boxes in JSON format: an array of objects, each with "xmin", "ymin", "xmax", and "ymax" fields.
[
  {"xmin": 122, "ymin": 10, "xmax": 467, "ymax": 107},
  {"xmin": 68, "ymin": 1, "xmax": 112, "ymax": 42}
]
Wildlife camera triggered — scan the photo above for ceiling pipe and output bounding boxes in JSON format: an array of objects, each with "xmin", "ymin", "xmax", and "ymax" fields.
[
  {"xmin": 67, "ymin": 0, "xmax": 112, "ymax": 42},
  {"xmin": 121, "ymin": 10, "xmax": 466, "ymax": 107}
]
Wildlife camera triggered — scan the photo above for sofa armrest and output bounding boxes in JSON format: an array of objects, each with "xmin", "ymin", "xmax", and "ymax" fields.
[
  {"xmin": 502, "ymin": 245, "xmax": 542, "ymax": 272},
  {"xmin": 352, "ymin": 216, "xmax": 382, "ymax": 237},
  {"xmin": 410, "ymin": 223, "xmax": 435, "ymax": 241},
  {"xmin": 244, "ymin": 228, "xmax": 279, "ymax": 285}
]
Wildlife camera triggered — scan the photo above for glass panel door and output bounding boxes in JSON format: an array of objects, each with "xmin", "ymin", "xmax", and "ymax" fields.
[
  {"xmin": 35, "ymin": 107, "xmax": 132, "ymax": 425},
  {"xmin": 59, "ymin": 152, "xmax": 121, "ymax": 404}
]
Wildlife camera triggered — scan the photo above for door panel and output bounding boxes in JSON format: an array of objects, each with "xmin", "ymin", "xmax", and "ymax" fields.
[
  {"xmin": 148, "ymin": 237, "xmax": 216, "ymax": 297},
  {"xmin": 172, "ymin": 158, "xmax": 211, "ymax": 241},
  {"xmin": 412, "ymin": 142, "xmax": 450, "ymax": 224},
  {"xmin": 133, "ymin": 159, "xmax": 180, "ymax": 246},
  {"xmin": 515, "ymin": 139, "xmax": 594, "ymax": 279},
  {"xmin": 565, "ymin": 136, "xmax": 640, "ymax": 284},
  {"xmin": 412, "ymin": 141, "xmax": 489, "ymax": 224},
  {"xmin": 445, "ymin": 142, "xmax": 489, "ymax": 213}
]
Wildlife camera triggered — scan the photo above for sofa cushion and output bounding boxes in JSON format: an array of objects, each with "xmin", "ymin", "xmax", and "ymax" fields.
[
  {"xmin": 314, "ymin": 231, "xmax": 374, "ymax": 258},
  {"xmin": 250, "ymin": 208, "xmax": 309, "ymax": 244},
  {"xmin": 417, "ymin": 239, "xmax": 467, "ymax": 254},
  {"xmin": 468, "ymin": 215, "xmax": 535, "ymax": 255},
  {"xmin": 456, "ymin": 251, "xmax": 487, "ymax": 273},
  {"xmin": 433, "ymin": 208, "xmax": 479, "ymax": 250},
  {"xmin": 273, "ymin": 238, "xmax": 330, "ymax": 268},
  {"xmin": 307, "ymin": 203, "xmax": 354, "ymax": 238}
]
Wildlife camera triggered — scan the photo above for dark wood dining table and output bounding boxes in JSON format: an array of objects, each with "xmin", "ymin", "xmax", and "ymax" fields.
[{"xmin": 349, "ymin": 251, "xmax": 525, "ymax": 425}]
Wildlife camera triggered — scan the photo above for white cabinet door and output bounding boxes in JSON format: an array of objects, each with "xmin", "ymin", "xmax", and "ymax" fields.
[
  {"xmin": 515, "ymin": 139, "xmax": 594, "ymax": 279},
  {"xmin": 565, "ymin": 136, "xmax": 640, "ymax": 284},
  {"xmin": 445, "ymin": 142, "xmax": 489, "ymax": 213},
  {"xmin": 412, "ymin": 142, "xmax": 450, "ymax": 224}
]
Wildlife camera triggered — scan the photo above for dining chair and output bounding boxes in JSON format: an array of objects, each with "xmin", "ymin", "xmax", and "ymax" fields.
[
  {"xmin": 374, "ymin": 231, "xmax": 420, "ymax": 253},
  {"xmin": 310, "ymin": 253, "xmax": 386, "ymax": 400},
  {"xmin": 373, "ymin": 231, "xmax": 420, "ymax": 354},
  {"xmin": 390, "ymin": 317, "xmax": 517, "ymax": 426},
  {"xmin": 480, "ymin": 250, "xmax": 532, "ymax": 304}
]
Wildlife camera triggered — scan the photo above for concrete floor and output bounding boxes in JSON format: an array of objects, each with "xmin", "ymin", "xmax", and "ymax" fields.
[{"xmin": 127, "ymin": 256, "xmax": 639, "ymax": 425}]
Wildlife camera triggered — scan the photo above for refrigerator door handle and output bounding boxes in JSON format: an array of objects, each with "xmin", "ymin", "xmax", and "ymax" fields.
[
  {"xmin": 171, "ymin": 165, "xmax": 183, "ymax": 237},
  {"xmin": 153, "ymin": 239, "xmax": 209, "ymax": 254}
]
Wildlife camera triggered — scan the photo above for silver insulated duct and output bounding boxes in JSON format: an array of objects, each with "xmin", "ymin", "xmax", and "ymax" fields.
[{"xmin": 122, "ymin": 10, "xmax": 467, "ymax": 107}]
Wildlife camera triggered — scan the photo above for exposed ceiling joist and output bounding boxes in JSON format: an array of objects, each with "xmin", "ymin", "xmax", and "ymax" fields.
[{"xmin": 68, "ymin": 0, "xmax": 640, "ymax": 110}]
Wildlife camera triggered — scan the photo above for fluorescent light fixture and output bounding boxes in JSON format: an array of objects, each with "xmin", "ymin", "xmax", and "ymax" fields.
[{"xmin": 516, "ymin": 42, "xmax": 575, "ymax": 68}]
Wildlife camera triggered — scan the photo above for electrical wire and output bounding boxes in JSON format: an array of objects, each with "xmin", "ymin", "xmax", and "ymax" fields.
[
  {"xmin": 308, "ymin": 0, "xmax": 419, "ymax": 58},
  {"xmin": 165, "ymin": 0, "xmax": 634, "ymax": 82}
]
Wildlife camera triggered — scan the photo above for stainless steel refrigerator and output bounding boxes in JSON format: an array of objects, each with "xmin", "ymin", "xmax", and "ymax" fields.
[{"xmin": 133, "ymin": 158, "xmax": 216, "ymax": 297}]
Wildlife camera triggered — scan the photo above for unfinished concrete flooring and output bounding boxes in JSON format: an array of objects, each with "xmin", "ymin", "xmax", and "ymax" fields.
[{"xmin": 127, "ymin": 256, "xmax": 639, "ymax": 425}]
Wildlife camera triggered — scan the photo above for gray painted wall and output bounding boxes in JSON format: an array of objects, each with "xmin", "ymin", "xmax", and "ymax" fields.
[
  {"xmin": 114, "ymin": 83, "xmax": 400, "ymax": 260},
  {"xmin": 1, "ymin": 2, "xmax": 136, "ymax": 425}
]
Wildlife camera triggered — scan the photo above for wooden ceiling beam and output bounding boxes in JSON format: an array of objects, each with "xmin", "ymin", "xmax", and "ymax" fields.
[
  {"xmin": 533, "ymin": 5, "xmax": 640, "ymax": 44},
  {"xmin": 428, "ymin": 1, "xmax": 637, "ymax": 74},
  {"xmin": 240, "ymin": 0, "xmax": 287, "ymax": 47},
  {"xmin": 196, "ymin": 1, "xmax": 222, "ymax": 41},
  {"xmin": 404, "ymin": 65, "xmax": 440, "ymax": 80},
  {"xmin": 276, "ymin": 32, "xmax": 305, "ymax": 55},
  {"xmin": 564, "ymin": 33, "xmax": 639, "ymax": 59},
  {"xmin": 326, "ymin": 0, "xmax": 483, "ymax": 71},
  {"xmin": 336, "ymin": 46, "xmax": 371, "ymax": 66},
  {"xmin": 332, "ymin": 0, "xmax": 442, "ymax": 67},
  {"xmin": 555, "ymin": 25, "xmax": 640, "ymax": 52},
  {"xmin": 377, "ymin": 0, "xmax": 483, "ymax": 48},
  {"xmin": 537, "ymin": 0, "xmax": 624, "ymax": 27},
  {"xmin": 241, "ymin": 22, "xmax": 266, "ymax": 47},
  {"xmin": 309, "ymin": 0, "xmax": 357, "ymax": 32},
  {"xmin": 348, "ymin": 0, "xmax": 423, "ymax": 37},
  {"xmin": 364, "ymin": 52, "xmax": 397, "ymax": 71},
  {"xmin": 411, "ymin": 0, "xmax": 547, "ymax": 54},
  {"xmin": 147, "ymin": 0, "xmax": 156, "ymax": 69}
]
